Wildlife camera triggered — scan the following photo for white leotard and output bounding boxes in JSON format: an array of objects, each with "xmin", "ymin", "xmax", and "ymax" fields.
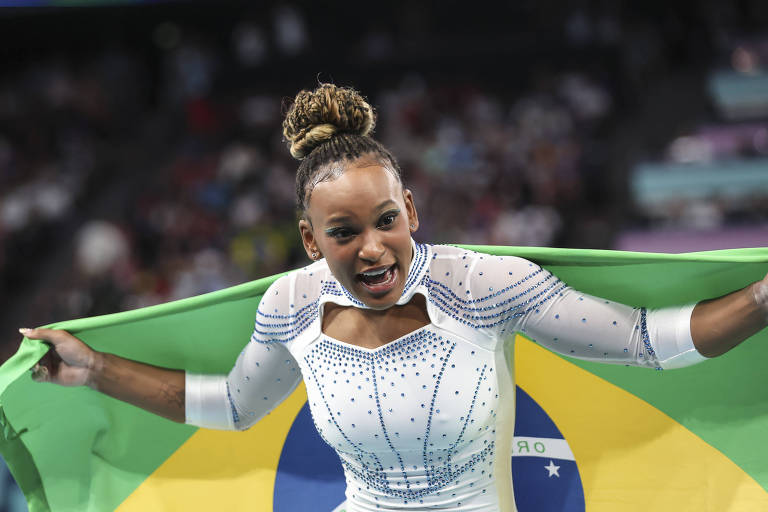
[{"xmin": 185, "ymin": 240, "xmax": 705, "ymax": 511}]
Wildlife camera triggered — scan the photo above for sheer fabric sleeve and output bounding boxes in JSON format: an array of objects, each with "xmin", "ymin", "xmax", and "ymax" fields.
[
  {"xmin": 185, "ymin": 276, "xmax": 303, "ymax": 430},
  {"xmin": 461, "ymin": 253, "xmax": 706, "ymax": 369}
]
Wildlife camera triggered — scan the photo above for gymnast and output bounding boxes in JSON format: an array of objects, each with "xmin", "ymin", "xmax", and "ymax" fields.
[{"xmin": 21, "ymin": 84, "xmax": 768, "ymax": 512}]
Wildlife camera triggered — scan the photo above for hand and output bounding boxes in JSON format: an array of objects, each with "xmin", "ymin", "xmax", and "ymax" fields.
[
  {"xmin": 20, "ymin": 328, "xmax": 98, "ymax": 387},
  {"xmin": 752, "ymin": 272, "xmax": 768, "ymax": 316}
]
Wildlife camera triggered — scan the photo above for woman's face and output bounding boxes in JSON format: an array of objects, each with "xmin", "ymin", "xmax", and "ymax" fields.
[{"xmin": 299, "ymin": 157, "xmax": 419, "ymax": 310}]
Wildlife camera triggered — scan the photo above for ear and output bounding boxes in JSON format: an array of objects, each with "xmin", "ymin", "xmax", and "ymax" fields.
[
  {"xmin": 403, "ymin": 188, "xmax": 419, "ymax": 233},
  {"xmin": 298, "ymin": 217, "xmax": 322, "ymax": 261}
]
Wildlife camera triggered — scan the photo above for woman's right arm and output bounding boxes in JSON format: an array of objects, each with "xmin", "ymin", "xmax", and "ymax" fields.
[
  {"xmin": 21, "ymin": 324, "xmax": 303, "ymax": 430},
  {"xmin": 21, "ymin": 327, "xmax": 186, "ymax": 423}
]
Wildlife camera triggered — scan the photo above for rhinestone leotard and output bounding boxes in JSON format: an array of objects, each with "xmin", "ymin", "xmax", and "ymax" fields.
[{"xmin": 187, "ymin": 240, "xmax": 703, "ymax": 512}]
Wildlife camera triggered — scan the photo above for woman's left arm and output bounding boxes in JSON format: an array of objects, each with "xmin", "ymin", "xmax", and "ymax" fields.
[
  {"xmin": 690, "ymin": 273, "xmax": 768, "ymax": 358},
  {"xmin": 461, "ymin": 251, "xmax": 768, "ymax": 369}
]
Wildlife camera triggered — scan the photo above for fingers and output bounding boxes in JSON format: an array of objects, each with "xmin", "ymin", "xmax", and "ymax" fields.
[
  {"xmin": 30, "ymin": 362, "xmax": 50, "ymax": 383},
  {"xmin": 753, "ymin": 279, "xmax": 768, "ymax": 316},
  {"xmin": 31, "ymin": 350, "xmax": 56, "ymax": 382},
  {"xmin": 21, "ymin": 328, "xmax": 64, "ymax": 383}
]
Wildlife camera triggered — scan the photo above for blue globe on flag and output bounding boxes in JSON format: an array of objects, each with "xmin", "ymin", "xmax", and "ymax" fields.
[{"xmin": 511, "ymin": 387, "xmax": 584, "ymax": 512}]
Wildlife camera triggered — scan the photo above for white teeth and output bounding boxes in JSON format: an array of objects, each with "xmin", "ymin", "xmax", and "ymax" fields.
[{"xmin": 362, "ymin": 267, "xmax": 389, "ymax": 277}]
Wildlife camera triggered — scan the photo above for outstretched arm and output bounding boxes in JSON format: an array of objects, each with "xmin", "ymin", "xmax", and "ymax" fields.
[
  {"xmin": 20, "ymin": 325, "xmax": 302, "ymax": 429},
  {"xmin": 21, "ymin": 327, "xmax": 186, "ymax": 423},
  {"xmin": 23, "ymin": 275, "xmax": 303, "ymax": 430},
  {"xmin": 459, "ymin": 251, "xmax": 768, "ymax": 369},
  {"xmin": 691, "ymin": 273, "xmax": 768, "ymax": 357}
]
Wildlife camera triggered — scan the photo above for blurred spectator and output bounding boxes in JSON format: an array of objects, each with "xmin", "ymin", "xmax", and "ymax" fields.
[
  {"xmin": 273, "ymin": 4, "xmax": 308, "ymax": 57},
  {"xmin": 75, "ymin": 221, "xmax": 130, "ymax": 277}
]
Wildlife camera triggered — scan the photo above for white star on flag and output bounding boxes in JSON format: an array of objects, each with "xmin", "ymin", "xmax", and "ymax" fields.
[{"xmin": 544, "ymin": 460, "xmax": 560, "ymax": 478}]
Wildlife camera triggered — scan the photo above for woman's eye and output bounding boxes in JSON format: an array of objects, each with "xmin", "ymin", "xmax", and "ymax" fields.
[
  {"xmin": 379, "ymin": 213, "xmax": 398, "ymax": 227},
  {"xmin": 328, "ymin": 228, "xmax": 352, "ymax": 239}
]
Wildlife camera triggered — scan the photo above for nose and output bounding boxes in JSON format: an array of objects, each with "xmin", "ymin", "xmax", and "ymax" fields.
[{"xmin": 358, "ymin": 230, "xmax": 386, "ymax": 262}]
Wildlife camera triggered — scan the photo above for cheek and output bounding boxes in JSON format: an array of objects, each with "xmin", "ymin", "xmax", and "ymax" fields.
[
  {"xmin": 324, "ymin": 244, "xmax": 359, "ymax": 273},
  {"xmin": 381, "ymin": 230, "xmax": 413, "ymax": 262},
  {"xmin": 389, "ymin": 223, "xmax": 413, "ymax": 243}
]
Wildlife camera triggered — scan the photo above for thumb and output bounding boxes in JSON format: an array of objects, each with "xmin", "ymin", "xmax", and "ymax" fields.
[{"xmin": 19, "ymin": 327, "xmax": 69, "ymax": 347}]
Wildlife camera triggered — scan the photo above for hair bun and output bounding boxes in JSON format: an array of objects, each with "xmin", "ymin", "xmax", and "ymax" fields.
[{"xmin": 283, "ymin": 83, "xmax": 376, "ymax": 160}]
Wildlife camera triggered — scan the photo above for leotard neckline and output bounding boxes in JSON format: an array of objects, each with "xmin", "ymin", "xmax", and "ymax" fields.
[{"xmin": 320, "ymin": 324, "xmax": 433, "ymax": 354}]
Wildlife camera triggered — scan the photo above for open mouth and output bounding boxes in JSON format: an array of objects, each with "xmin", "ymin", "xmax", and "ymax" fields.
[{"xmin": 357, "ymin": 264, "xmax": 398, "ymax": 294}]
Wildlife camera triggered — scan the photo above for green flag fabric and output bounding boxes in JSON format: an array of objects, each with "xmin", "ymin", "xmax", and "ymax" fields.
[{"xmin": 1, "ymin": 246, "xmax": 767, "ymax": 511}]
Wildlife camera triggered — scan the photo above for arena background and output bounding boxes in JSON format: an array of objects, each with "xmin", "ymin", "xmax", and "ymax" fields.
[{"xmin": 1, "ymin": 1, "xmax": 768, "ymax": 509}]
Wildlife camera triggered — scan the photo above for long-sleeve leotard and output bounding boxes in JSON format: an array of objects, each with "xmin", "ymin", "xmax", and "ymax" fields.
[{"xmin": 185, "ymin": 241, "xmax": 705, "ymax": 511}]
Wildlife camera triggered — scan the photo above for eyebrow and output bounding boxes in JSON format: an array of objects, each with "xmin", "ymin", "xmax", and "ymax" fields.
[{"xmin": 325, "ymin": 199, "xmax": 399, "ymax": 224}]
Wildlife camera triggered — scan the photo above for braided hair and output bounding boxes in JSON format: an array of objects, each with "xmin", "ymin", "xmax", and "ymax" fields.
[{"xmin": 282, "ymin": 83, "xmax": 404, "ymax": 217}]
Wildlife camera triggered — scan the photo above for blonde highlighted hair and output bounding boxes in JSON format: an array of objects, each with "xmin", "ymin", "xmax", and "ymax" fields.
[{"xmin": 283, "ymin": 83, "xmax": 404, "ymax": 215}]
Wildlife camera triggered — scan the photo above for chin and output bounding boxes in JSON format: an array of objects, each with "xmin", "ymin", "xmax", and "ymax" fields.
[
  {"xmin": 352, "ymin": 283, "xmax": 399, "ymax": 308},
  {"xmin": 362, "ymin": 296, "xmax": 399, "ymax": 310}
]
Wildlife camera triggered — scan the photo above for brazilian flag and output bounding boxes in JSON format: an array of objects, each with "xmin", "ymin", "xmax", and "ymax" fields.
[{"xmin": 1, "ymin": 246, "xmax": 767, "ymax": 511}]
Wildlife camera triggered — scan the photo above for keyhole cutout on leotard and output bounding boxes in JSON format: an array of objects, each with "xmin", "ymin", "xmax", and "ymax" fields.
[{"xmin": 321, "ymin": 294, "xmax": 430, "ymax": 350}]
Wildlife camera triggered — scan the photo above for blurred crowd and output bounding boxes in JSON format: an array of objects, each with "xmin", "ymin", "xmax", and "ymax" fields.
[
  {"xmin": 0, "ymin": 4, "xmax": 768, "ymax": 340},
  {"xmin": 2, "ymin": 1, "xmax": 768, "ymax": 509},
  {"xmin": 2, "ymin": 1, "xmax": 768, "ymax": 355},
  {"xmin": 2, "ymin": 65, "xmax": 615, "ymax": 332},
  {"xmin": 1, "ymin": 2, "xmax": 767, "ymax": 356},
  {"xmin": 0, "ymin": 10, "xmax": 625, "ymax": 357}
]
